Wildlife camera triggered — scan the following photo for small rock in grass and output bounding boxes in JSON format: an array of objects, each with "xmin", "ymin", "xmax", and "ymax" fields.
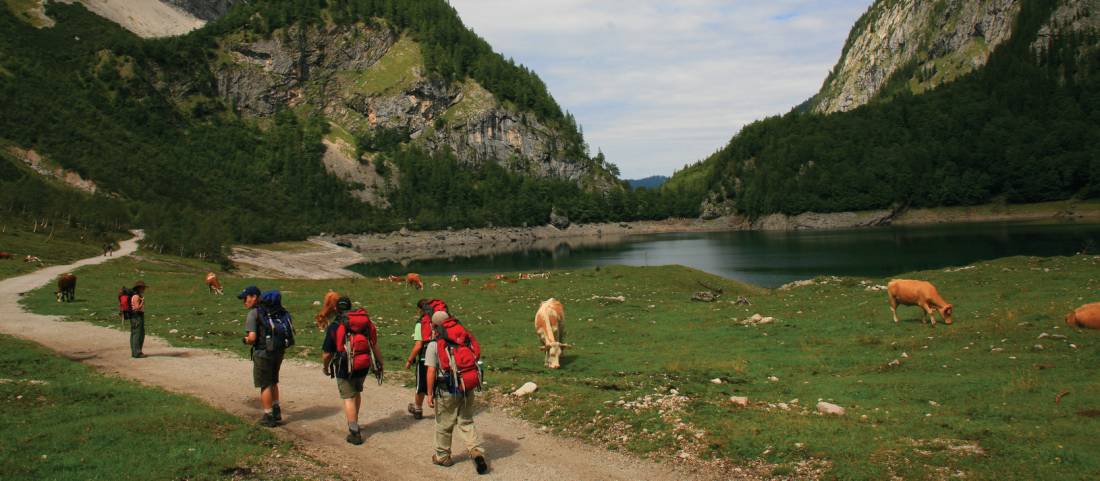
[
  {"xmin": 169, "ymin": 329, "xmax": 178, "ymax": 334},
  {"xmin": 817, "ymin": 402, "xmax": 845, "ymax": 416},
  {"xmin": 888, "ymin": 359, "xmax": 901, "ymax": 367},
  {"xmin": 767, "ymin": 376, "xmax": 779, "ymax": 382},
  {"xmin": 1033, "ymin": 344, "xmax": 1044, "ymax": 351},
  {"xmin": 901, "ymin": 352, "xmax": 909, "ymax": 358},
  {"xmin": 710, "ymin": 378, "xmax": 723, "ymax": 384},
  {"xmin": 312, "ymin": 300, "xmax": 321, "ymax": 306},
  {"xmin": 513, "ymin": 382, "xmax": 538, "ymax": 397},
  {"xmin": 729, "ymin": 396, "xmax": 749, "ymax": 407}
]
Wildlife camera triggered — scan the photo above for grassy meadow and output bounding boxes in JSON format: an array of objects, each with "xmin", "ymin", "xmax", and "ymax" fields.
[
  {"xmin": 0, "ymin": 229, "xmax": 109, "ymax": 281},
  {"xmin": 19, "ymin": 250, "xmax": 1100, "ymax": 480},
  {"xmin": 0, "ymin": 334, "xmax": 323, "ymax": 481}
]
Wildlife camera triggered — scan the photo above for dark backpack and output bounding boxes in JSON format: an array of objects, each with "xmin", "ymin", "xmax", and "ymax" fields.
[
  {"xmin": 435, "ymin": 318, "xmax": 482, "ymax": 394},
  {"xmin": 336, "ymin": 309, "xmax": 377, "ymax": 373},
  {"xmin": 258, "ymin": 291, "xmax": 295, "ymax": 352}
]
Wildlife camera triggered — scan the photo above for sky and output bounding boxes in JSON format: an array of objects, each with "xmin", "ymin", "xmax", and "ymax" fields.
[{"xmin": 448, "ymin": 0, "xmax": 873, "ymax": 179}]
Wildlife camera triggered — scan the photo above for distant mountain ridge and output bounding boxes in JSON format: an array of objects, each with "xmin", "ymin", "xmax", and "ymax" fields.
[
  {"xmin": 667, "ymin": 0, "xmax": 1100, "ymax": 220},
  {"xmin": 627, "ymin": 176, "xmax": 669, "ymax": 190}
]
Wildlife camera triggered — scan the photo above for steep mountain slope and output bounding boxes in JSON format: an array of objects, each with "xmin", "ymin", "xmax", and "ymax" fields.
[
  {"xmin": 0, "ymin": 1, "xmax": 633, "ymax": 259},
  {"xmin": 670, "ymin": 0, "xmax": 1100, "ymax": 219}
]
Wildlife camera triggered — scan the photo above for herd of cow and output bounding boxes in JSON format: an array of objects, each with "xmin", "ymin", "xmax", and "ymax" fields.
[{"xmin": 47, "ymin": 271, "xmax": 1100, "ymax": 368}]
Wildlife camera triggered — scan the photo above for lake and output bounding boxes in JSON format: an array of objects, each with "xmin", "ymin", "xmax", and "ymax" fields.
[{"xmin": 348, "ymin": 222, "xmax": 1100, "ymax": 288}]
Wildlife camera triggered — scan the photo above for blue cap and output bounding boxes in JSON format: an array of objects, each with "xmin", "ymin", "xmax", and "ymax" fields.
[{"xmin": 237, "ymin": 285, "xmax": 261, "ymax": 299}]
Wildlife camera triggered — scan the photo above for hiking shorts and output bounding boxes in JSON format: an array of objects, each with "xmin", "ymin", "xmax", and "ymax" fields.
[
  {"xmin": 337, "ymin": 375, "xmax": 367, "ymax": 399},
  {"xmin": 253, "ymin": 350, "xmax": 284, "ymax": 389},
  {"xmin": 415, "ymin": 359, "xmax": 429, "ymax": 395}
]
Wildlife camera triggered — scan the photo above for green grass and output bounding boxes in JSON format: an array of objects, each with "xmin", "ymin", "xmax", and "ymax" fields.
[
  {"xmin": 0, "ymin": 334, "xmax": 291, "ymax": 480},
  {"xmin": 0, "ymin": 229, "xmax": 106, "ymax": 280},
  {"xmin": 440, "ymin": 79, "xmax": 496, "ymax": 125},
  {"xmin": 350, "ymin": 36, "xmax": 422, "ymax": 96},
  {"xmin": 20, "ymin": 251, "xmax": 1100, "ymax": 479}
]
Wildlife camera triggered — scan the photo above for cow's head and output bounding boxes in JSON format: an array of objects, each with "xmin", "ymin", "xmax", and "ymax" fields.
[
  {"xmin": 540, "ymin": 342, "xmax": 571, "ymax": 369},
  {"xmin": 1066, "ymin": 311, "xmax": 1078, "ymax": 327},
  {"xmin": 942, "ymin": 305, "xmax": 954, "ymax": 325}
]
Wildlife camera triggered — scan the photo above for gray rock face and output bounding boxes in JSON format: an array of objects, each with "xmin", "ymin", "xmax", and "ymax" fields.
[
  {"xmin": 751, "ymin": 210, "xmax": 895, "ymax": 230},
  {"xmin": 211, "ymin": 22, "xmax": 595, "ymax": 186},
  {"xmin": 814, "ymin": 0, "xmax": 1021, "ymax": 114},
  {"xmin": 164, "ymin": 0, "xmax": 241, "ymax": 21}
]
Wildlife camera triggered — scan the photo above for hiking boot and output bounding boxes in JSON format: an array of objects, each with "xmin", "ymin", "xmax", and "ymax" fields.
[
  {"xmin": 346, "ymin": 430, "xmax": 363, "ymax": 445},
  {"xmin": 257, "ymin": 413, "xmax": 279, "ymax": 428},
  {"xmin": 407, "ymin": 403, "xmax": 423, "ymax": 420},
  {"xmin": 431, "ymin": 454, "xmax": 453, "ymax": 467},
  {"xmin": 474, "ymin": 454, "xmax": 489, "ymax": 475},
  {"xmin": 132, "ymin": 353, "xmax": 146, "ymax": 359},
  {"xmin": 271, "ymin": 405, "xmax": 282, "ymax": 422}
]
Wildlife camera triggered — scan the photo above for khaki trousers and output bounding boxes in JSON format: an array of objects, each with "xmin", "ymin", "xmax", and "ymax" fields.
[{"xmin": 434, "ymin": 393, "xmax": 484, "ymax": 457}]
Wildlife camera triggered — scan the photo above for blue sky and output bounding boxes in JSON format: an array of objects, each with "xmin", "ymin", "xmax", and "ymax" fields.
[{"xmin": 449, "ymin": 0, "xmax": 873, "ymax": 179}]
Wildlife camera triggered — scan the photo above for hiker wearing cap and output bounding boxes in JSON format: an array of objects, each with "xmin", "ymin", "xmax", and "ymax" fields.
[
  {"xmin": 240, "ymin": 286, "xmax": 293, "ymax": 427},
  {"xmin": 405, "ymin": 299, "xmax": 447, "ymax": 420},
  {"xmin": 322, "ymin": 296, "xmax": 381, "ymax": 445},
  {"xmin": 426, "ymin": 310, "xmax": 488, "ymax": 474},
  {"xmin": 129, "ymin": 281, "xmax": 147, "ymax": 358}
]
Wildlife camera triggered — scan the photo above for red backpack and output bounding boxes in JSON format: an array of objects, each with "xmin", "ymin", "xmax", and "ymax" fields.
[
  {"xmin": 336, "ymin": 309, "xmax": 378, "ymax": 373},
  {"xmin": 117, "ymin": 287, "xmax": 133, "ymax": 313},
  {"xmin": 435, "ymin": 317, "xmax": 482, "ymax": 393},
  {"xmin": 418, "ymin": 299, "xmax": 449, "ymax": 340}
]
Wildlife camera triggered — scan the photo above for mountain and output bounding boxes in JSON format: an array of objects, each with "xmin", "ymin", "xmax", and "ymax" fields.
[
  {"xmin": 627, "ymin": 176, "xmax": 669, "ymax": 190},
  {"xmin": 668, "ymin": 0, "xmax": 1100, "ymax": 219},
  {"xmin": 0, "ymin": 0, "xmax": 648, "ymax": 259}
]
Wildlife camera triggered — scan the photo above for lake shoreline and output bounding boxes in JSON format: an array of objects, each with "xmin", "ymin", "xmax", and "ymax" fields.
[{"xmin": 232, "ymin": 200, "xmax": 1100, "ymax": 279}]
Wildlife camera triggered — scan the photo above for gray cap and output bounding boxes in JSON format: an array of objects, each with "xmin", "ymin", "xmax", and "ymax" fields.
[{"xmin": 431, "ymin": 310, "xmax": 450, "ymax": 325}]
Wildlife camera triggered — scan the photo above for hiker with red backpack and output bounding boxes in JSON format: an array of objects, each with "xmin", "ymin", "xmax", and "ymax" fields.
[
  {"xmin": 129, "ymin": 281, "xmax": 147, "ymax": 358},
  {"xmin": 405, "ymin": 298, "xmax": 448, "ymax": 420},
  {"xmin": 241, "ymin": 287, "xmax": 295, "ymax": 428},
  {"xmin": 322, "ymin": 296, "xmax": 382, "ymax": 445},
  {"xmin": 425, "ymin": 310, "xmax": 488, "ymax": 474}
]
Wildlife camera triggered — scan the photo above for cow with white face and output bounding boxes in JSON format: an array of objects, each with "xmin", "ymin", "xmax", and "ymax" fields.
[{"xmin": 535, "ymin": 298, "xmax": 569, "ymax": 369}]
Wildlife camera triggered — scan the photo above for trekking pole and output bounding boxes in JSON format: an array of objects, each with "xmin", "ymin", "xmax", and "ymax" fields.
[{"xmin": 370, "ymin": 339, "xmax": 383, "ymax": 385}]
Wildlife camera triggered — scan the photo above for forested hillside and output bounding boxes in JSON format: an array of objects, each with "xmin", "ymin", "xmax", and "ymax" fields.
[
  {"xmin": 670, "ymin": 0, "xmax": 1100, "ymax": 218},
  {"xmin": 0, "ymin": 1, "xmax": 697, "ymax": 261}
]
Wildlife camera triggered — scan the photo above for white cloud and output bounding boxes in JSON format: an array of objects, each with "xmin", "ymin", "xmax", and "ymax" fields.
[{"xmin": 450, "ymin": 0, "xmax": 872, "ymax": 178}]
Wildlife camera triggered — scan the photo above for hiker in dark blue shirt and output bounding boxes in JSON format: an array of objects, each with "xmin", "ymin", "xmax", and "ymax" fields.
[{"xmin": 322, "ymin": 296, "xmax": 381, "ymax": 445}]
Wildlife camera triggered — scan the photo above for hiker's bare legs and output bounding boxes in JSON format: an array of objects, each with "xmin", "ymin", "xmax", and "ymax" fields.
[
  {"xmin": 343, "ymin": 394, "xmax": 361, "ymax": 423},
  {"xmin": 415, "ymin": 392, "xmax": 425, "ymax": 409},
  {"xmin": 261, "ymin": 385, "xmax": 277, "ymax": 410}
]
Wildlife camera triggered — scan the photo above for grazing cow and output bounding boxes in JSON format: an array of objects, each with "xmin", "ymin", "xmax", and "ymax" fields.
[
  {"xmin": 315, "ymin": 290, "xmax": 341, "ymax": 329},
  {"xmin": 407, "ymin": 273, "xmax": 424, "ymax": 290},
  {"xmin": 24, "ymin": 255, "xmax": 41, "ymax": 263},
  {"xmin": 1066, "ymin": 302, "xmax": 1100, "ymax": 329},
  {"xmin": 888, "ymin": 279, "xmax": 954, "ymax": 325},
  {"xmin": 451, "ymin": 274, "xmax": 459, "ymax": 283},
  {"xmin": 535, "ymin": 298, "xmax": 569, "ymax": 369},
  {"xmin": 205, "ymin": 272, "xmax": 224, "ymax": 295},
  {"xmin": 519, "ymin": 273, "xmax": 531, "ymax": 280},
  {"xmin": 56, "ymin": 273, "xmax": 76, "ymax": 302},
  {"xmin": 0, "ymin": 251, "xmax": 11, "ymax": 260}
]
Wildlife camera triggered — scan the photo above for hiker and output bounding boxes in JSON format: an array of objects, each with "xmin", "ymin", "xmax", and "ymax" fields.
[
  {"xmin": 322, "ymin": 296, "xmax": 382, "ymax": 445},
  {"xmin": 405, "ymin": 299, "xmax": 447, "ymax": 419},
  {"xmin": 129, "ymin": 281, "xmax": 147, "ymax": 358},
  {"xmin": 425, "ymin": 310, "xmax": 488, "ymax": 474},
  {"xmin": 102, "ymin": 242, "xmax": 112, "ymax": 256},
  {"xmin": 241, "ymin": 287, "xmax": 295, "ymax": 427}
]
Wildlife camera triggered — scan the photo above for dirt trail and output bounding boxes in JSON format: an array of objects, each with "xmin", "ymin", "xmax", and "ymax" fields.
[{"xmin": 0, "ymin": 232, "xmax": 697, "ymax": 481}]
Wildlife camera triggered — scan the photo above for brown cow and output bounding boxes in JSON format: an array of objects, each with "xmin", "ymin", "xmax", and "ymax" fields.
[
  {"xmin": 0, "ymin": 251, "xmax": 12, "ymax": 260},
  {"xmin": 205, "ymin": 272, "xmax": 224, "ymax": 295},
  {"xmin": 535, "ymin": 298, "xmax": 569, "ymax": 369},
  {"xmin": 315, "ymin": 290, "xmax": 341, "ymax": 330},
  {"xmin": 406, "ymin": 273, "xmax": 424, "ymax": 290},
  {"xmin": 888, "ymin": 279, "xmax": 953, "ymax": 325},
  {"xmin": 1066, "ymin": 302, "xmax": 1100, "ymax": 329},
  {"xmin": 56, "ymin": 273, "xmax": 76, "ymax": 302}
]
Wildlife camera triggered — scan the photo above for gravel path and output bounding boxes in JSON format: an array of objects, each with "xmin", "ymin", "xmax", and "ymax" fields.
[{"xmin": 0, "ymin": 232, "xmax": 697, "ymax": 480}]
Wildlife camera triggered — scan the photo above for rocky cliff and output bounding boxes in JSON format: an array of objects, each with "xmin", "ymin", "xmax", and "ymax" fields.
[
  {"xmin": 209, "ymin": 22, "xmax": 600, "ymax": 202},
  {"xmin": 813, "ymin": 0, "xmax": 1022, "ymax": 114}
]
